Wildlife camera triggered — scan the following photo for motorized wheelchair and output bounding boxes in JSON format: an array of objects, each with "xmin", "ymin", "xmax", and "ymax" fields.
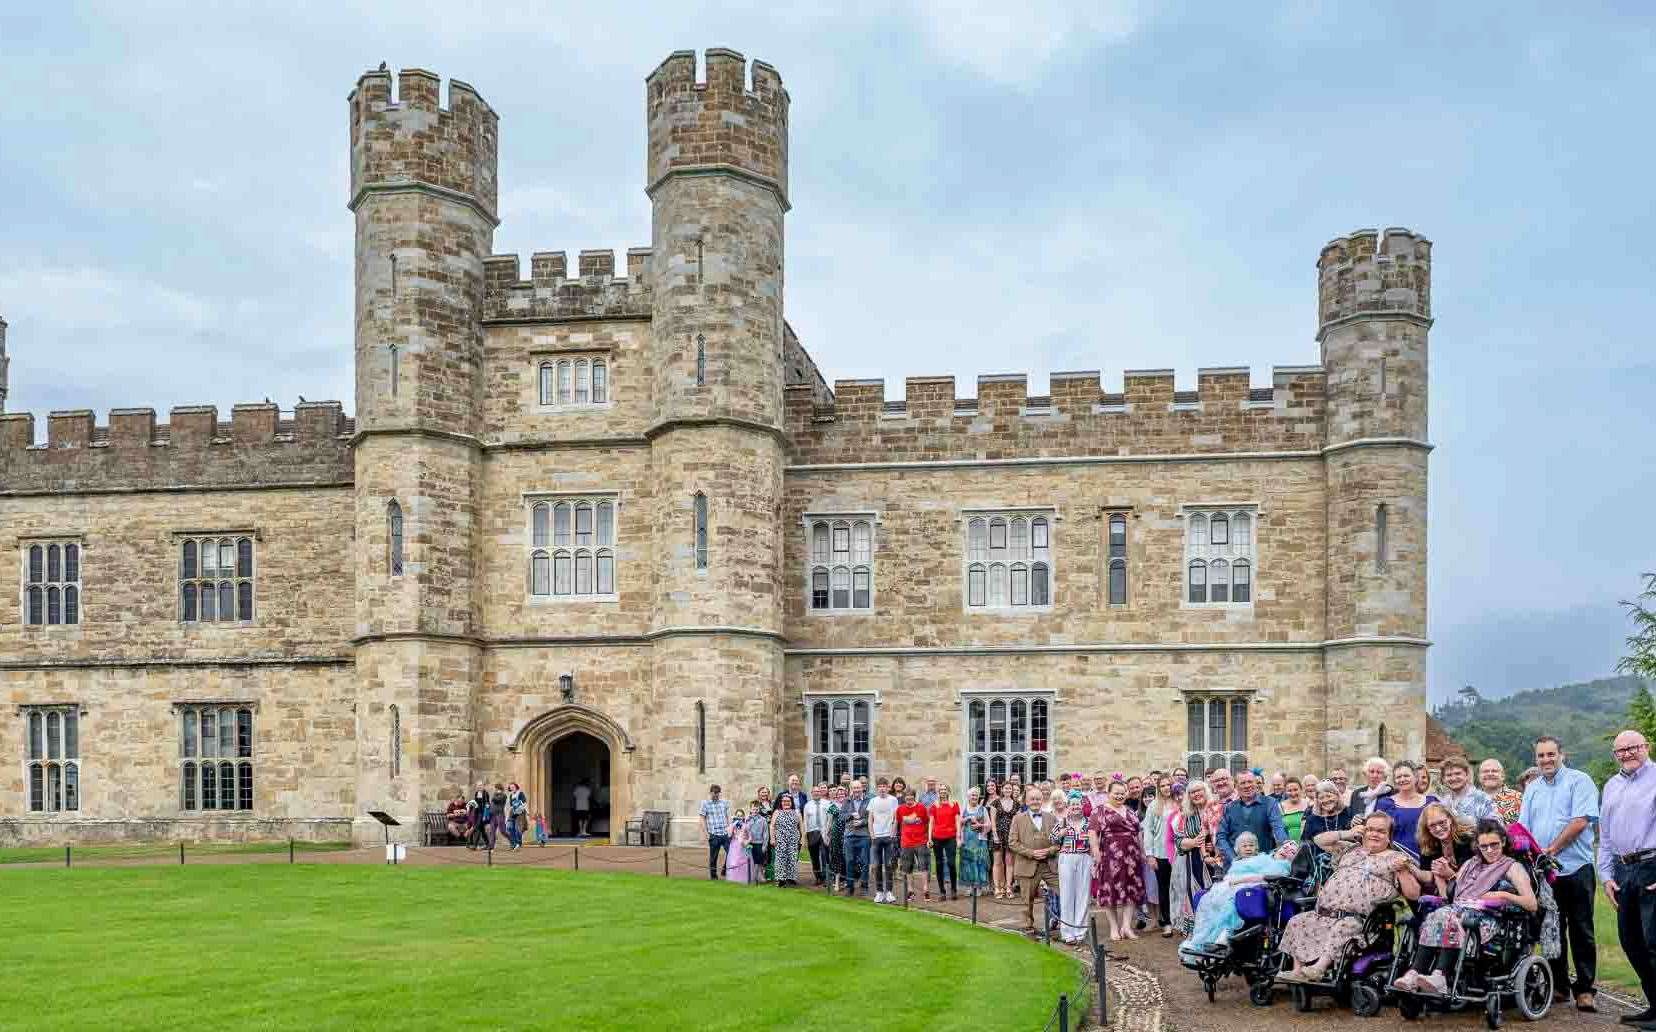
[
  {"xmin": 1178, "ymin": 873, "xmax": 1307, "ymax": 1006},
  {"xmin": 1385, "ymin": 855, "xmax": 1553, "ymax": 1028},
  {"xmin": 1277, "ymin": 894, "xmax": 1410, "ymax": 1016}
]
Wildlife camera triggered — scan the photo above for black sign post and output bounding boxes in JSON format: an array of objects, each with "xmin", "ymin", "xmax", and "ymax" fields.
[{"xmin": 367, "ymin": 811, "xmax": 401, "ymax": 865}]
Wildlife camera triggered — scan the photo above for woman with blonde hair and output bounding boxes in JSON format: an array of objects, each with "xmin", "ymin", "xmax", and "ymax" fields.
[{"xmin": 1168, "ymin": 780, "xmax": 1215, "ymax": 932}]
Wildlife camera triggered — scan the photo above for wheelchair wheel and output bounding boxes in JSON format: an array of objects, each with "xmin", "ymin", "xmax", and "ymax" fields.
[
  {"xmin": 1350, "ymin": 982, "xmax": 1383, "ymax": 1018},
  {"xmin": 1249, "ymin": 980, "xmax": 1274, "ymax": 1007},
  {"xmin": 1512, "ymin": 955, "xmax": 1552, "ymax": 1020},
  {"xmin": 1485, "ymin": 993, "xmax": 1504, "ymax": 1029},
  {"xmin": 1398, "ymin": 994, "xmax": 1424, "ymax": 1021},
  {"xmin": 1292, "ymin": 986, "xmax": 1313, "ymax": 1012}
]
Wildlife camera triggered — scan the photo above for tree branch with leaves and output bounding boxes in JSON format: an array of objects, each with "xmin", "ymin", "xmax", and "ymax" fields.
[{"xmin": 1615, "ymin": 572, "xmax": 1656, "ymax": 742}]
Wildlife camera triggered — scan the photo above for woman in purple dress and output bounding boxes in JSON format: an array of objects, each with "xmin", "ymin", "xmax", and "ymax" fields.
[{"xmin": 1090, "ymin": 775, "xmax": 1148, "ymax": 940}]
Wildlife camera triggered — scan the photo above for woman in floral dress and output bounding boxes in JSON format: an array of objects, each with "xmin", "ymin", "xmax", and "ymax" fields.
[
  {"xmin": 959, "ymin": 786, "xmax": 991, "ymax": 891},
  {"xmin": 1279, "ymin": 811, "xmax": 1421, "ymax": 982},
  {"xmin": 768, "ymin": 793, "xmax": 803, "ymax": 887},
  {"xmin": 1089, "ymin": 776, "xmax": 1148, "ymax": 940}
]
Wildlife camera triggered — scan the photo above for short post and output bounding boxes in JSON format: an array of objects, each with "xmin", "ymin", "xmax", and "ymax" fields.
[
  {"xmin": 663, "ymin": 849, "xmax": 670, "ymax": 878},
  {"xmin": 971, "ymin": 886, "xmax": 978, "ymax": 925},
  {"xmin": 903, "ymin": 873, "xmax": 910, "ymax": 909},
  {"xmin": 573, "ymin": 846, "xmax": 580, "ymax": 871},
  {"xmin": 288, "ymin": 838, "xmax": 294, "ymax": 864},
  {"xmin": 487, "ymin": 846, "xmax": 493, "ymax": 868},
  {"xmin": 65, "ymin": 845, "xmax": 71, "ymax": 868},
  {"xmin": 1057, "ymin": 993, "xmax": 1069, "ymax": 1032},
  {"xmin": 1092, "ymin": 915, "xmax": 1108, "ymax": 1025},
  {"xmin": 179, "ymin": 842, "xmax": 185, "ymax": 865}
]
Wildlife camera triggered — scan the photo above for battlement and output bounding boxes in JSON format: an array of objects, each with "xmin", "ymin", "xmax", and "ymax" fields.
[
  {"xmin": 646, "ymin": 49, "xmax": 788, "ymax": 202},
  {"xmin": 1317, "ymin": 227, "xmax": 1431, "ymax": 332},
  {"xmin": 349, "ymin": 66, "xmax": 499, "ymax": 217},
  {"xmin": 0, "ymin": 402, "xmax": 354, "ymax": 494},
  {"xmin": 480, "ymin": 248, "xmax": 653, "ymax": 322},
  {"xmin": 785, "ymin": 366, "xmax": 1329, "ymax": 464}
]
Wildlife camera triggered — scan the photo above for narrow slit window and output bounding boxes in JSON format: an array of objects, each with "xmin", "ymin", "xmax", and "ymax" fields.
[
  {"xmin": 693, "ymin": 493, "xmax": 708, "ymax": 570},
  {"xmin": 1375, "ymin": 504, "xmax": 1389, "ymax": 572},
  {"xmin": 387, "ymin": 500, "xmax": 404, "ymax": 577}
]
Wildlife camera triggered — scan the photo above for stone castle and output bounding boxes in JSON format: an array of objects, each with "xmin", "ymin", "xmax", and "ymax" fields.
[{"xmin": 0, "ymin": 51, "xmax": 1430, "ymax": 845}]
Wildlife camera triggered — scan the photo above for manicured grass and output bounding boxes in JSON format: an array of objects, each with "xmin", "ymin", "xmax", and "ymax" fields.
[
  {"xmin": 0, "ymin": 841, "xmax": 353, "ymax": 865},
  {"xmin": 0, "ymin": 865, "xmax": 1080, "ymax": 1031},
  {"xmin": 1595, "ymin": 889, "xmax": 1641, "ymax": 998}
]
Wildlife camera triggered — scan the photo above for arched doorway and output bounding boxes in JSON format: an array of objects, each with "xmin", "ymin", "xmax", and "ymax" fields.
[
  {"xmin": 507, "ymin": 704, "xmax": 635, "ymax": 842},
  {"xmin": 548, "ymin": 731, "xmax": 610, "ymax": 837}
]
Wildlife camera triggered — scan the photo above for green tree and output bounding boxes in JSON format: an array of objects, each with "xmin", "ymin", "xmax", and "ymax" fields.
[
  {"xmin": 1617, "ymin": 572, "xmax": 1656, "ymax": 681},
  {"xmin": 1624, "ymin": 684, "xmax": 1656, "ymax": 742}
]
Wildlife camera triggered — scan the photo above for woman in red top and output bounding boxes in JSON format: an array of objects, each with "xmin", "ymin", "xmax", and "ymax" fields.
[
  {"xmin": 896, "ymin": 791, "xmax": 933, "ymax": 900},
  {"xmin": 929, "ymin": 785, "xmax": 963, "ymax": 901}
]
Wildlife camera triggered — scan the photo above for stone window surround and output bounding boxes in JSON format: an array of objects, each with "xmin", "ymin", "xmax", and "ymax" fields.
[
  {"xmin": 803, "ymin": 690, "xmax": 878, "ymax": 786},
  {"xmin": 1179, "ymin": 503, "xmax": 1260, "ymax": 610},
  {"xmin": 19, "ymin": 536, "xmax": 84, "ymax": 630},
  {"xmin": 174, "ymin": 529, "xmax": 259, "ymax": 626},
  {"xmin": 532, "ymin": 347, "xmax": 615, "ymax": 412},
  {"xmin": 523, "ymin": 491, "xmax": 621, "ymax": 605},
  {"xmin": 801, "ymin": 511, "xmax": 880, "ymax": 616},
  {"xmin": 21, "ymin": 702, "xmax": 84, "ymax": 814},
  {"xmin": 959, "ymin": 507, "xmax": 1059, "ymax": 614},
  {"xmin": 174, "ymin": 700, "xmax": 257, "ymax": 814},
  {"xmin": 958, "ymin": 688, "xmax": 1057, "ymax": 792},
  {"xmin": 1183, "ymin": 690, "xmax": 1252, "ymax": 776},
  {"xmin": 1103, "ymin": 507, "xmax": 1131, "ymax": 608}
]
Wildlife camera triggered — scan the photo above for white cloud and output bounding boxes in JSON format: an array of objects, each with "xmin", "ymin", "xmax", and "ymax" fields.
[
  {"xmin": 909, "ymin": 0, "xmax": 1141, "ymax": 86},
  {"xmin": 0, "ymin": 264, "xmax": 225, "ymax": 333}
]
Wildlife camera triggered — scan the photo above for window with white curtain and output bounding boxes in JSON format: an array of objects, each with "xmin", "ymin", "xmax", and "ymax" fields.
[
  {"xmin": 22, "ymin": 540, "xmax": 82, "ymax": 627},
  {"xmin": 963, "ymin": 510, "xmax": 1055, "ymax": 611},
  {"xmin": 963, "ymin": 693, "xmax": 1053, "ymax": 790},
  {"xmin": 179, "ymin": 535, "xmax": 255, "ymax": 623},
  {"xmin": 536, "ymin": 355, "xmax": 611, "ymax": 408},
  {"xmin": 805, "ymin": 514, "xmax": 876, "ymax": 613},
  {"xmin": 807, "ymin": 696, "xmax": 874, "ymax": 785},
  {"xmin": 1184, "ymin": 695, "xmax": 1250, "ymax": 776},
  {"xmin": 24, "ymin": 706, "xmax": 81, "ymax": 812},
  {"xmin": 527, "ymin": 496, "xmax": 618, "ymax": 601},
  {"xmin": 1184, "ymin": 507, "xmax": 1255, "ymax": 606}
]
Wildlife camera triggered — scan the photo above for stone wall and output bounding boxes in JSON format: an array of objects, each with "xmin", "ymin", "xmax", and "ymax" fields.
[{"xmin": 0, "ymin": 662, "xmax": 357, "ymax": 845}]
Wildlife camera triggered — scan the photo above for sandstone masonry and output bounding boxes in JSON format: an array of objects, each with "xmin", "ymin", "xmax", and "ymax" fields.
[{"xmin": 0, "ymin": 51, "xmax": 1431, "ymax": 846}]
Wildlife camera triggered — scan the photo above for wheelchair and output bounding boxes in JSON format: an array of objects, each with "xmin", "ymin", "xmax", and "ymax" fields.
[
  {"xmin": 1387, "ymin": 888, "xmax": 1552, "ymax": 1028},
  {"xmin": 1179, "ymin": 874, "xmax": 1306, "ymax": 1006},
  {"xmin": 1279, "ymin": 896, "xmax": 1409, "ymax": 1016}
]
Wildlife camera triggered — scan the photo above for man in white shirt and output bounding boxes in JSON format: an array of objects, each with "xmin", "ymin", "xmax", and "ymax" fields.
[
  {"xmin": 573, "ymin": 779, "xmax": 593, "ymax": 838},
  {"xmin": 802, "ymin": 783, "xmax": 832, "ymax": 887},
  {"xmin": 867, "ymin": 781, "xmax": 901, "ymax": 903}
]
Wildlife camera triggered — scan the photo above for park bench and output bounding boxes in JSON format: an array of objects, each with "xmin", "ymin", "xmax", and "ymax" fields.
[
  {"xmin": 623, "ymin": 810, "xmax": 671, "ymax": 846},
  {"xmin": 422, "ymin": 811, "xmax": 462, "ymax": 846}
]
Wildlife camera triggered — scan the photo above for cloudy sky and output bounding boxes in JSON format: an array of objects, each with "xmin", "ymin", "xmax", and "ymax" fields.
[{"xmin": 2, "ymin": 3, "xmax": 1651, "ymax": 701}]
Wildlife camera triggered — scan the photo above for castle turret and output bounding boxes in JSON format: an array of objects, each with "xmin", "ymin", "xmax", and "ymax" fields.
[
  {"xmin": 348, "ymin": 67, "xmax": 498, "ymax": 838},
  {"xmin": 1318, "ymin": 228, "xmax": 1432, "ymax": 766},
  {"xmin": 645, "ymin": 50, "xmax": 789, "ymax": 819}
]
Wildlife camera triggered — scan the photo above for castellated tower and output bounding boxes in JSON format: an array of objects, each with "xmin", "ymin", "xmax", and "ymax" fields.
[
  {"xmin": 644, "ymin": 50, "xmax": 790, "ymax": 813},
  {"xmin": 1318, "ymin": 229, "xmax": 1432, "ymax": 766},
  {"xmin": 348, "ymin": 68, "xmax": 498, "ymax": 834}
]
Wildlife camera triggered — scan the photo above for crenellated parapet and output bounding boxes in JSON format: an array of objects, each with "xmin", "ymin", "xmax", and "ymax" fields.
[
  {"xmin": 349, "ymin": 67, "xmax": 499, "ymax": 220},
  {"xmin": 0, "ymin": 402, "xmax": 353, "ymax": 494},
  {"xmin": 1317, "ymin": 227, "xmax": 1431, "ymax": 335},
  {"xmin": 646, "ymin": 48, "xmax": 788, "ymax": 207},
  {"xmin": 785, "ymin": 366, "xmax": 1327, "ymax": 463},
  {"xmin": 481, "ymin": 247, "xmax": 653, "ymax": 322}
]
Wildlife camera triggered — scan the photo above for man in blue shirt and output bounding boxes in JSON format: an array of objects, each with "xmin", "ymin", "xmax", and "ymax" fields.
[
  {"xmin": 1217, "ymin": 771, "xmax": 1288, "ymax": 866},
  {"xmin": 1519, "ymin": 735, "xmax": 1601, "ymax": 1012}
]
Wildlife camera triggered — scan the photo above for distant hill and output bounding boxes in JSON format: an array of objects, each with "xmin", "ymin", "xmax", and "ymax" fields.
[{"xmin": 1431, "ymin": 675, "xmax": 1649, "ymax": 782}]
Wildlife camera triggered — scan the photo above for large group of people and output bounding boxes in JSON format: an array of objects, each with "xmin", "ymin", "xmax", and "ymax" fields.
[{"xmin": 695, "ymin": 730, "xmax": 1656, "ymax": 1024}]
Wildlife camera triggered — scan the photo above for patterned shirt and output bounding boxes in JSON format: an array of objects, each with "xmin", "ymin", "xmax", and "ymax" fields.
[
  {"xmin": 1441, "ymin": 786, "xmax": 1495, "ymax": 826},
  {"xmin": 699, "ymin": 798, "xmax": 731, "ymax": 836},
  {"xmin": 1490, "ymin": 788, "xmax": 1523, "ymax": 825}
]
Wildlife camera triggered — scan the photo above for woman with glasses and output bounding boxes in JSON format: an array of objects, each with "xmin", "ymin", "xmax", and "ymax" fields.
[
  {"xmin": 1392, "ymin": 820, "xmax": 1538, "ymax": 996},
  {"xmin": 1413, "ymin": 802, "xmax": 1474, "ymax": 885}
]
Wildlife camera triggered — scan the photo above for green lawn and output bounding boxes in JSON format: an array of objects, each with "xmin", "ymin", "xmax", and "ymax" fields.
[
  {"xmin": 0, "ymin": 840, "xmax": 352, "ymax": 865},
  {"xmin": 0, "ymin": 865, "xmax": 1080, "ymax": 1031}
]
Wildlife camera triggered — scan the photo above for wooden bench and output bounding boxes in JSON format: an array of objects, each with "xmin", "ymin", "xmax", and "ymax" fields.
[
  {"xmin": 422, "ymin": 811, "xmax": 463, "ymax": 846},
  {"xmin": 624, "ymin": 810, "xmax": 671, "ymax": 847}
]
